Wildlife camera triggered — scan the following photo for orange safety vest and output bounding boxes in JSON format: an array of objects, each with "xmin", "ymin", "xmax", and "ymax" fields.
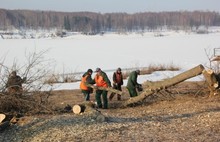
[
  {"xmin": 95, "ymin": 74, "xmax": 108, "ymax": 87},
  {"xmin": 80, "ymin": 75, "xmax": 89, "ymax": 90}
]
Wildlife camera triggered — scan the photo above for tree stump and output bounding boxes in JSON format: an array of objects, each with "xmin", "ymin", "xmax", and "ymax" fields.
[{"xmin": 202, "ymin": 69, "xmax": 219, "ymax": 96}]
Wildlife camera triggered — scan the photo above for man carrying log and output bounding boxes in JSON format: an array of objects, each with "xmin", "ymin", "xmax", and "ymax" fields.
[
  {"xmin": 94, "ymin": 68, "xmax": 111, "ymax": 109},
  {"xmin": 80, "ymin": 69, "xmax": 95, "ymax": 101},
  {"xmin": 126, "ymin": 69, "xmax": 142, "ymax": 97},
  {"xmin": 109, "ymin": 67, "xmax": 124, "ymax": 101}
]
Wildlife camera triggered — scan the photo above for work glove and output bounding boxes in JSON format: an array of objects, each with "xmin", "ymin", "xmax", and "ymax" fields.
[{"xmin": 136, "ymin": 84, "xmax": 143, "ymax": 92}]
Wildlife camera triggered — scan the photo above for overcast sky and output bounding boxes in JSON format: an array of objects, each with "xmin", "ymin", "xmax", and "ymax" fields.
[{"xmin": 0, "ymin": 0, "xmax": 219, "ymax": 13}]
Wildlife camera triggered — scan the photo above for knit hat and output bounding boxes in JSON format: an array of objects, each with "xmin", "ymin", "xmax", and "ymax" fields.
[
  {"xmin": 136, "ymin": 69, "xmax": 140, "ymax": 75},
  {"xmin": 95, "ymin": 68, "xmax": 101, "ymax": 72},
  {"xmin": 117, "ymin": 67, "xmax": 122, "ymax": 72},
  {"xmin": 87, "ymin": 69, "xmax": 93, "ymax": 73}
]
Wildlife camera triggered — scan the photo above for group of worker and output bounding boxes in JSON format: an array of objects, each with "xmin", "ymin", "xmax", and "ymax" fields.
[
  {"xmin": 5, "ymin": 68, "xmax": 142, "ymax": 109},
  {"xmin": 80, "ymin": 67, "xmax": 142, "ymax": 109}
]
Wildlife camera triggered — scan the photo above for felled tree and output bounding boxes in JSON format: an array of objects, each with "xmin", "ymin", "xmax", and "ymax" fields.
[
  {"xmin": 87, "ymin": 64, "xmax": 205, "ymax": 108},
  {"xmin": 121, "ymin": 64, "xmax": 205, "ymax": 107}
]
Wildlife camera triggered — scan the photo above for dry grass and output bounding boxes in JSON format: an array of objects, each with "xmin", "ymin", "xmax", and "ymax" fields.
[
  {"xmin": 123, "ymin": 63, "xmax": 180, "ymax": 79},
  {"xmin": 43, "ymin": 73, "xmax": 81, "ymax": 84},
  {"xmin": 43, "ymin": 63, "xmax": 180, "ymax": 83}
]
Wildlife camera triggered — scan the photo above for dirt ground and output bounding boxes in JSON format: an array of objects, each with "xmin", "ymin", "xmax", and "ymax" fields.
[{"xmin": 1, "ymin": 81, "xmax": 220, "ymax": 142}]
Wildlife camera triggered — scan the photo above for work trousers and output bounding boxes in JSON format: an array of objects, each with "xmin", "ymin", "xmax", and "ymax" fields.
[
  {"xmin": 127, "ymin": 87, "xmax": 138, "ymax": 97},
  {"xmin": 96, "ymin": 90, "xmax": 108, "ymax": 109}
]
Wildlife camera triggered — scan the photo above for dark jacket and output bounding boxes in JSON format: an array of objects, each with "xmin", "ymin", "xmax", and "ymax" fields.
[
  {"xmin": 126, "ymin": 71, "xmax": 140, "ymax": 89},
  {"xmin": 6, "ymin": 75, "xmax": 25, "ymax": 88},
  {"xmin": 80, "ymin": 72, "xmax": 95, "ymax": 91},
  {"xmin": 113, "ymin": 72, "xmax": 123, "ymax": 86},
  {"xmin": 82, "ymin": 72, "xmax": 95, "ymax": 85}
]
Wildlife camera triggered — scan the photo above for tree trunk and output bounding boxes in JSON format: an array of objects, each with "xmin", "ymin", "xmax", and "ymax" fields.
[
  {"xmin": 86, "ymin": 84, "xmax": 123, "ymax": 95},
  {"xmin": 202, "ymin": 69, "xmax": 219, "ymax": 96},
  {"xmin": 121, "ymin": 64, "xmax": 205, "ymax": 107}
]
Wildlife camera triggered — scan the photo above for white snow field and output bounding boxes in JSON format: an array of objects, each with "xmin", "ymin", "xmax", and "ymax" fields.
[{"xmin": 1, "ymin": 30, "xmax": 220, "ymax": 90}]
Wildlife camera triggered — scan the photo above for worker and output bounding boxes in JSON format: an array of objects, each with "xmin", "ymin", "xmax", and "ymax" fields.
[
  {"xmin": 94, "ymin": 68, "xmax": 111, "ymax": 109},
  {"xmin": 80, "ymin": 69, "xmax": 95, "ymax": 101},
  {"xmin": 109, "ymin": 67, "xmax": 123, "ymax": 101},
  {"xmin": 6, "ymin": 71, "xmax": 26, "ymax": 95},
  {"xmin": 126, "ymin": 69, "xmax": 142, "ymax": 97}
]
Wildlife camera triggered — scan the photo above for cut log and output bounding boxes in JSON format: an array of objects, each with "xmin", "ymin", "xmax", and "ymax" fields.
[
  {"xmin": 72, "ymin": 104, "xmax": 86, "ymax": 114},
  {"xmin": 202, "ymin": 69, "xmax": 219, "ymax": 96},
  {"xmin": 0, "ymin": 114, "xmax": 6, "ymax": 123},
  {"xmin": 72, "ymin": 101, "xmax": 96, "ymax": 114},
  {"xmin": 72, "ymin": 102, "xmax": 106, "ymax": 122},
  {"xmin": 121, "ymin": 64, "xmax": 205, "ymax": 107},
  {"xmin": 86, "ymin": 84, "xmax": 123, "ymax": 95}
]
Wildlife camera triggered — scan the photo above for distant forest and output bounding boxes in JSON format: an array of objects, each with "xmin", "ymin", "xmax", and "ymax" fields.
[{"xmin": 0, "ymin": 9, "xmax": 220, "ymax": 33}]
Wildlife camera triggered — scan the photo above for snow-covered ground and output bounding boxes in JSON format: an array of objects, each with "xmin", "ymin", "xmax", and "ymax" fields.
[{"xmin": 1, "ymin": 29, "xmax": 220, "ymax": 90}]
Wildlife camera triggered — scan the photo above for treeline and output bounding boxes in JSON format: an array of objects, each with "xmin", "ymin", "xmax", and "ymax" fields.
[{"xmin": 0, "ymin": 9, "xmax": 220, "ymax": 33}]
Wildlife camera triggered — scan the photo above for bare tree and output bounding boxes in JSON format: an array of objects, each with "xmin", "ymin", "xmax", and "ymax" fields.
[
  {"xmin": 0, "ymin": 49, "xmax": 56, "ymax": 115},
  {"xmin": 204, "ymin": 47, "xmax": 220, "ymax": 73},
  {"xmin": 1, "ymin": 9, "xmax": 220, "ymax": 33}
]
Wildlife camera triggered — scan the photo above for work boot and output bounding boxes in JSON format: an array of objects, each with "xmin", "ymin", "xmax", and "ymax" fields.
[{"xmin": 98, "ymin": 104, "xmax": 102, "ymax": 109}]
